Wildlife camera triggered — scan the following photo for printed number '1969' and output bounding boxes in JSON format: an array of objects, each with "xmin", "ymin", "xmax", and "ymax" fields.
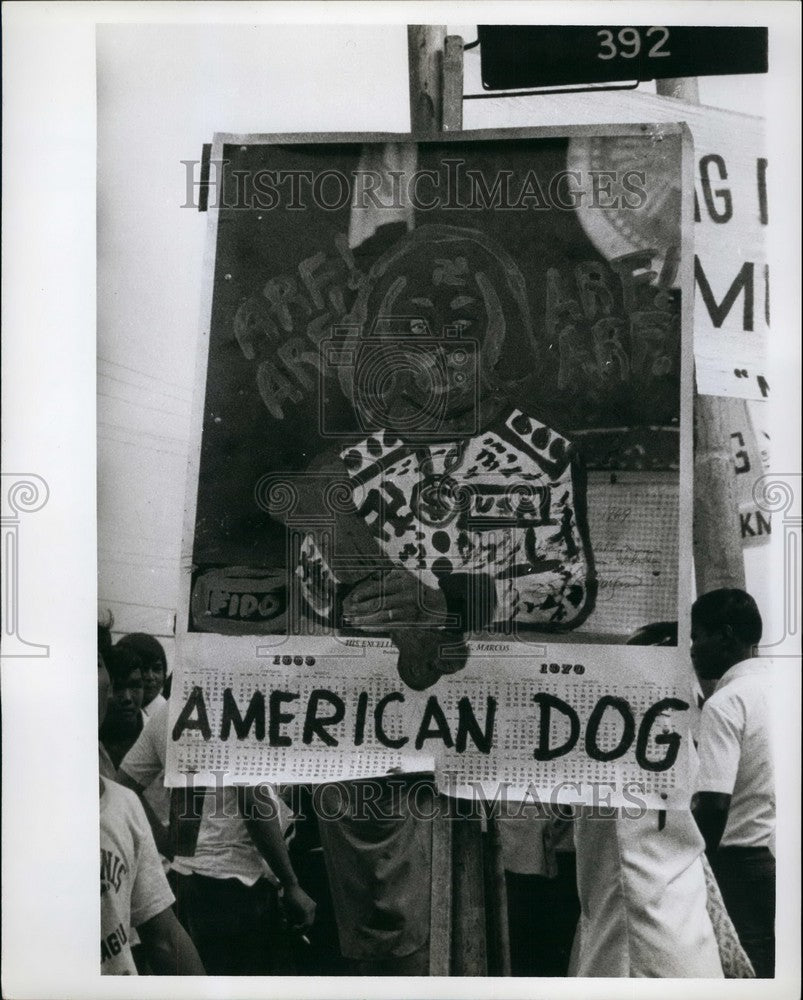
[{"xmin": 597, "ymin": 27, "xmax": 671, "ymax": 61}]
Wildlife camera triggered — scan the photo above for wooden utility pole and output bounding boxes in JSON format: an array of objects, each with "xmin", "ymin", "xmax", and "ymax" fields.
[
  {"xmin": 693, "ymin": 396, "xmax": 748, "ymax": 590},
  {"xmin": 656, "ymin": 76, "xmax": 746, "ymax": 593},
  {"xmin": 408, "ymin": 26, "xmax": 445, "ymax": 136},
  {"xmin": 451, "ymin": 808, "xmax": 488, "ymax": 975},
  {"xmin": 482, "ymin": 804, "xmax": 512, "ymax": 975},
  {"xmin": 408, "ymin": 25, "xmax": 510, "ymax": 977},
  {"xmin": 442, "ymin": 35, "xmax": 465, "ymax": 132}
]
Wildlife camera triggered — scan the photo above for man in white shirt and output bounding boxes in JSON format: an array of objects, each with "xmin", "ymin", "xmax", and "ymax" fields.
[{"xmin": 691, "ymin": 588, "xmax": 775, "ymax": 978}]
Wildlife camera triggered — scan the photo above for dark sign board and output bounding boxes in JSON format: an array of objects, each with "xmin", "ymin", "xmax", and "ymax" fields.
[{"xmin": 478, "ymin": 26, "xmax": 768, "ymax": 91}]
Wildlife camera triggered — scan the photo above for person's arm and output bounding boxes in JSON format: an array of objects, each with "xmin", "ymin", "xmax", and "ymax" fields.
[
  {"xmin": 692, "ymin": 791, "xmax": 733, "ymax": 856},
  {"xmin": 137, "ymin": 906, "xmax": 205, "ymax": 975},
  {"xmin": 126, "ymin": 784, "xmax": 201, "ymax": 973},
  {"xmin": 116, "ymin": 767, "xmax": 173, "ymax": 860},
  {"xmin": 694, "ymin": 696, "xmax": 742, "ymax": 856},
  {"xmin": 239, "ymin": 786, "xmax": 316, "ymax": 930}
]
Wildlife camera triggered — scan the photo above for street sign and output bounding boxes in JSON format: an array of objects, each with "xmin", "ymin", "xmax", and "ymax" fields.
[{"xmin": 478, "ymin": 26, "xmax": 768, "ymax": 91}]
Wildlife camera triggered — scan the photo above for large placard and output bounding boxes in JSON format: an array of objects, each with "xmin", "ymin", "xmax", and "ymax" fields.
[
  {"xmin": 460, "ymin": 89, "xmax": 769, "ymax": 402},
  {"xmin": 168, "ymin": 124, "xmax": 695, "ymax": 807}
]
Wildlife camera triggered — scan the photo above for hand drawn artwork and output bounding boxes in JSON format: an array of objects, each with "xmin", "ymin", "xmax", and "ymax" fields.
[
  {"xmin": 172, "ymin": 126, "xmax": 694, "ymax": 799},
  {"xmin": 285, "ymin": 224, "xmax": 598, "ymax": 690},
  {"xmin": 191, "ymin": 129, "xmax": 683, "ymax": 648}
]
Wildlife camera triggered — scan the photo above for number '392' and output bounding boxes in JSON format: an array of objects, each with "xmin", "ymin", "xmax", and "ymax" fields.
[{"xmin": 597, "ymin": 27, "xmax": 670, "ymax": 60}]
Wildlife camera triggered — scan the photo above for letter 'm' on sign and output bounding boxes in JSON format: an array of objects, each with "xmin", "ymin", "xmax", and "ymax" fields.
[
  {"xmin": 694, "ymin": 257, "xmax": 754, "ymax": 331},
  {"xmin": 635, "ymin": 698, "xmax": 690, "ymax": 772},
  {"xmin": 172, "ymin": 686, "xmax": 212, "ymax": 741},
  {"xmin": 531, "ymin": 692, "xmax": 580, "ymax": 761},
  {"xmin": 220, "ymin": 688, "xmax": 265, "ymax": 741}
]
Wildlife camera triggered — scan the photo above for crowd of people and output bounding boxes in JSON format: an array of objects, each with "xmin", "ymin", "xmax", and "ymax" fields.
[{"xmin": 98, "ymin": 588, "xmax": 776, "ymax": 978}]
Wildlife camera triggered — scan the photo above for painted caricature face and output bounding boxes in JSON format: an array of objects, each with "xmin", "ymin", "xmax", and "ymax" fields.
[{"xmin": 354, "ymin": 243, "xmax": 509, "ymax": 436}]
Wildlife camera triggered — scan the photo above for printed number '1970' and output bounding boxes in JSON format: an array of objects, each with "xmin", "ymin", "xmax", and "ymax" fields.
[{"xmin": 541, "ymin": 663, "xmax": 586, "ymax": 675}]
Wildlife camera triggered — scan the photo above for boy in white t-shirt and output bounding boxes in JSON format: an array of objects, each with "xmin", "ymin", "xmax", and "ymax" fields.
[
  {"xmin": 117, "ymin": 632, "xmax": 168, "ymax": 718},
  {"xmin": 98, "ymin": 637, "xmax": 204, "ymax": 975}
]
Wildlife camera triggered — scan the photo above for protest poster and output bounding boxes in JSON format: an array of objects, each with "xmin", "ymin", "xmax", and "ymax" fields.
[
  {"xmin": 167, "ymin": 124, "xmax": 695, "ymax": 808},
  {"xmin": 690, "ymin": 117, "xmax": 769, "ymax": 402},
  {"xmin": 570, "ymin": 114, "xmax": 768, "ymax": 401},
  {"xmin": 461, "ymin": 89, "xmax": 769, "ymax": 401}
]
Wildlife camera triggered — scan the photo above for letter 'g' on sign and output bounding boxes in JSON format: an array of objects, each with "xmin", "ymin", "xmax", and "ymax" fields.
[{"xmin": 635, "ymin": 698, "xmax": 689, "ymax": 771}]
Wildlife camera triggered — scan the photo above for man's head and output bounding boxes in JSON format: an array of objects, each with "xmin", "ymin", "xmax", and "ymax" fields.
[
  {"xmin": 103, "ymin": 645, "xmax": 145, "ymax": 732},
  {"xmin": 690, "ymin": 588, "xmax": 763, "ymax": 680},
  {"xmin": 117, "ymin": 632, "xmax": 166, "ymax": 707}
]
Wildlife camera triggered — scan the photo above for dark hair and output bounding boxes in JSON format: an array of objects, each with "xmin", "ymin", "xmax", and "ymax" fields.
[
  {"xmin": 105, "ymin": 645, "xmax": 144, "ymax": 686},
  {"xmin": 626, "ymin": 621, "xmax": 678, "ymax": 646},
  {"xmin": 117, "ymin": 633, "xmax": 167, "ymax": 671},
  {"xmin": 691, "ymin": 588, "xmax": 763, "ymax": 646}
]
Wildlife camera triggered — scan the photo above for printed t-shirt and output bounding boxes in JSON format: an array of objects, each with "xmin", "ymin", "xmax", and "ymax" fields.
[{"xmin": 100, "ymin": 777, "xmax": 174, "ymax": 975}]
